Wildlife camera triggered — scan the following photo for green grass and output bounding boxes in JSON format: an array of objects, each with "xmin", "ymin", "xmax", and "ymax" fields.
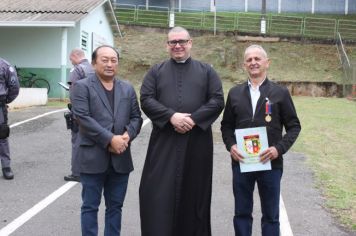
[
  {"xmin": 115, "ymin": 8, "xmax": 356, "ymax": 40},
  {"xmin": 292, "ymin": 97, "xmax": 356, "ymax": 230}
]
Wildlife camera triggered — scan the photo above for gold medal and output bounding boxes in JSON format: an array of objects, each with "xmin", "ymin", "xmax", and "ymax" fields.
[{"xmin": 265, "ymin": 114, "xmax": 272, "ymax": 122}]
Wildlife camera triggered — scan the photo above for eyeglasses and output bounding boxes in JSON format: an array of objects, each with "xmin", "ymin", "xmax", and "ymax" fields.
[{"xmin": 167, "ymin": 39, "xmax": 190, "ymax": 47}]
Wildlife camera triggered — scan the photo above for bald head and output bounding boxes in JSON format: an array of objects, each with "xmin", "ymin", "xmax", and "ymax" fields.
[
  {"xmin": 168, "ymin": 26, "xmax": 191, "ymax": 39},
  {"xmin": 70, "ymin": 48, "xmax": 86, "ymax": 65},
  {"xmin": 244, "ymin": 45, "xmax": 268, "ymax": 59}
]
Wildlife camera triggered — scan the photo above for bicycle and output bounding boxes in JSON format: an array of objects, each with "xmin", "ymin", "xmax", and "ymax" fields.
[{"xmin": 15, "ymin": 66, "xmax": 51, "ymax": 94}]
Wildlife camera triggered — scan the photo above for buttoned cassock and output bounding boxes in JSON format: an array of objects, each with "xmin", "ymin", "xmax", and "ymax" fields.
[{"xmin": 139, "ymin": 57, "xmax": 224, "ymax": 236}]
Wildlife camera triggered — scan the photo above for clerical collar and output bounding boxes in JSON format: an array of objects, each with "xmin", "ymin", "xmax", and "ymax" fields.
[{"xmin": 172, "ymin": 57, "xmax": 191, "ymax": 64}]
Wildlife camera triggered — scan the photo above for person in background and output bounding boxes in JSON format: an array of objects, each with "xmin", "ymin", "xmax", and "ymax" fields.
[
  {"xmin": 221, "ymin": 45, "xmax": 301, "ymax": 236},
  {"xmin": 0, "ymin": 58, "xmax": 20, "ymax": 180},
  {"xmin": 64, "ymin": 48, "xmax": 94, "ymax": 182},
  {"xmin": 72, "ymin": 45, "xmax": 142, "ymax": 236},
  {"xmin": 139, "ymin": 26, "xmax": 224, "ymax": 236}
]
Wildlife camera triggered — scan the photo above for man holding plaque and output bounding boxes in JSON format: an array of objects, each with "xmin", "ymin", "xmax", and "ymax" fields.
[{"xmin": 220, "ymin": 45, "xmax": 301, "ymax": 236}]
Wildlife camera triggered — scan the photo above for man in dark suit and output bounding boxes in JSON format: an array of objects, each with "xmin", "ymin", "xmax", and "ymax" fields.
[
  {"xmin": 71, "ymin": 45, "xmax": 142, "ymax": 236},
  {"xmin": 221, "ymin": 45, "xmax": 301, "ymax": 236}
]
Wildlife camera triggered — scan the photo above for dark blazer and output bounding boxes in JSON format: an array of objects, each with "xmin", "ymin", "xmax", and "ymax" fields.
[
  {"xmin": 221, "ymin": 78, "xmax": 301, "ymax": 169},
  {"xmin": 72, "ymin": 73, "xmax": 142, "ymax": 174}
]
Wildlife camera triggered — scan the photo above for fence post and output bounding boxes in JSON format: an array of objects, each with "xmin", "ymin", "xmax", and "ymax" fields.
[{"xmin": 352, "ymin": 64, "xmax": 356, "ymax": 98}]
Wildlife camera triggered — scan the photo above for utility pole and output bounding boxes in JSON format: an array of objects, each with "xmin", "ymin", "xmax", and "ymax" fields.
[
  {"xmin": 169, "ymin": 0, "xmax": 175, "ymax": 27},
  {"xmin": 261, "ymin": 0, "xmax": 266, "ymax": 35},
  {"xmin": 213, "ymin": 0, "xmax": 216, "ymax": 36}
]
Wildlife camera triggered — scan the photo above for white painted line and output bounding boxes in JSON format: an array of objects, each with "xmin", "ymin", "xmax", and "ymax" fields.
[
  {"xmin": 142, "ymin": 118, "xmax": 151, "ymax": 128},
  {"xmin": 10, "ymin": 108, "xmax": 68, "ymax": 128},
  {"xmin": 0, "ymin": 116, "xmax": 151, "ymax": 235},
  {"xmin": 280, "ymin": 194, "xmax": 294, "ymax": 236},
  {"xmin": 0, "ymin": 182, "xmax": 78, "ymax": 236}
]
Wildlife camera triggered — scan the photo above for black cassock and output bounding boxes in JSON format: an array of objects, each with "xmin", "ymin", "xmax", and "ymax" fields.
[{"xmin": 139, "ymin": 57, "xmax": 224, "ymax": 236}]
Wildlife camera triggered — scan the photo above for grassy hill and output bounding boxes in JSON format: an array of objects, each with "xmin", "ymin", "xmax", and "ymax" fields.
[{"xmin": 116, "ymin": 26, "xmax": 356, "ymax": 90}]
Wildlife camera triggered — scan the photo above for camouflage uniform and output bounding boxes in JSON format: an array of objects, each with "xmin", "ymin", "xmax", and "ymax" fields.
[
  {"xmin": 68, "ymin": 59, "xmax": 93, "ymax": 177},
  {"xmin": 0, "ymin": 58, "xmax": 20, "ymax": 174}
]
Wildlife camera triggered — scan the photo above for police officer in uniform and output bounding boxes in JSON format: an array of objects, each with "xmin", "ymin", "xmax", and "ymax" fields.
[
  {"xmin": 64, "ymin": 48, "xmax": 94, "ymax": 182},
  {"xmin": 0, "ymin": 58, "xmax": 20, "ymax": 180}
]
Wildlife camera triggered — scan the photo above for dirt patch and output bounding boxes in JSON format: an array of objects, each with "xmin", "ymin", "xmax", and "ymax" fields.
[{"xmin": 279, "ymin": 81, "xmax": 343, "ymax": 97}]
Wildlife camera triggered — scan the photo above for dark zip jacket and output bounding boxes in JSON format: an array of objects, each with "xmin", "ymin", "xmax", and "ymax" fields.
[{"xmin": 221, "ymin": 78, "xmax": 301, "ymax": 169}]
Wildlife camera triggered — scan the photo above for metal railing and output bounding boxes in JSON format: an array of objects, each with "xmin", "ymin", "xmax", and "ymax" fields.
[
  {"xmin": 269, "ymin": 15, "xmax": 304, "ymax": 36},
  {"xmin": 113, "ymin": 3, "xmax": 356, "ymax": 40},
  {"xmin": 303, "ymin": 17, "xmax": 337, "ymax": 39},
  {"xmin": 175, "ymin": 8, "xmax": 204, "ymax": 29},
  {"xmin": 136, "ymin": 5, "xmax": 169, "ymax": 27},
  {"xmin": 337, "ymin": 20, "xmax": 356, "ymax": 40},
  {"xmin": 336, "ymin": 32, "xmax": 356, "ymax": 97}
]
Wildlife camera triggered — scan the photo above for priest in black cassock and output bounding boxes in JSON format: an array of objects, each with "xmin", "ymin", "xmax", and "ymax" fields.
[{"xmin": 139, "ymin": 26, "xmax": 225, "ymax": 236}]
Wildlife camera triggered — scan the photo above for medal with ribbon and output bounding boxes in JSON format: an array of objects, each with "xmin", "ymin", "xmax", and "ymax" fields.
[{"xmin": 265, "ymin": 98, "xmax": 272, "ymax": 122}]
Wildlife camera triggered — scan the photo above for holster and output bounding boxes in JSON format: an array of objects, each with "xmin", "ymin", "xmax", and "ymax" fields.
[
  {"xmin": 64, "ymin": 111, "xmax": 73, "ymax": 130},
  {"xmin": 0, "ymin": 123, "xmax": 10, "ymax": 139},
  {"xmin": 0, "ymin": 101, "xmax": 9, "ymax": 139},
  {"xmin": 64, "ymin": 111, "xmax": 79, "ymax": 132}
]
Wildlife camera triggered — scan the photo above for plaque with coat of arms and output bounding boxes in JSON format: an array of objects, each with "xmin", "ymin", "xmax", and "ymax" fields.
[{"xmin": 235, "ymin": 126, "xmax": 271, "ymax": 172}]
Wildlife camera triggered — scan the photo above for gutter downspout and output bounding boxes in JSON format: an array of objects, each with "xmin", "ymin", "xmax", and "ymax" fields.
[{"xmin": 61, "ymin": 27, "xmax": 68, "ymax": 100}]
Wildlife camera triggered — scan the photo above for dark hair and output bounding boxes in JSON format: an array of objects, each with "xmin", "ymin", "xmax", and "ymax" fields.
[{"xmin": 91, "ymin": 45, "xmax": 120, "ymax": 62}]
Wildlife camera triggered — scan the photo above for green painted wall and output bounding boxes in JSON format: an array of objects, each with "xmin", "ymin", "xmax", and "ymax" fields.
[{"xmin": 16, "ymin": 67, "xmax": 70, "ymax": 98}]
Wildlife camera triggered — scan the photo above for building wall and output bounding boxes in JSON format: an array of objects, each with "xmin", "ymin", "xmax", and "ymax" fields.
[
  {"xmin": 0, "ymin": 27, "xmax": 62, "ymax": 68},
  {"xmin": 0, "ymin": 27, "xmax": 64, "ymax": 97},
  {"xmin": 215, "ymin": 0, "xmax": 245, "ymax": 11},
  {"xmin": 0, "ymin": 5, "xmax": 116, "ymax": 98},
  {"xmin": 350, "ymin": 0, "xmax": 356, "ymax": 13},
  {"xmin": 117, "ymin": 0, "xmax": 145, "ymax": 5},
  {"xmin": 81, "ymin": 4, "xmax": 115, "ymax": 53},
  {"xmin": 280, "ymin": 0, "xmax": 312, "ymax": 13},
  {"xmin": 181, "ymin": 0, "xmax": 210, "ymax": 10},
  {"xmin": 315, "ymin": 0, "xmax": 345, "ymax": 14}
]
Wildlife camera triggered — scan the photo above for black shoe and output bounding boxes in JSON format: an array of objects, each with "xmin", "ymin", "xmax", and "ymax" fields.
[
  {"xmin": 64, "ymin": 174, "xmax": 80, "ymax": 182},
  {"xmin": 2, "ymin": 167, "xmax": 14, "ymax": 180}
]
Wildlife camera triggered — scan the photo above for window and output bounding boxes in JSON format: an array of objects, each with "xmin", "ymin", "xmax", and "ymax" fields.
[{"xmin": 81, "ymin": 31, "xmax": 89, "ymax": 51}]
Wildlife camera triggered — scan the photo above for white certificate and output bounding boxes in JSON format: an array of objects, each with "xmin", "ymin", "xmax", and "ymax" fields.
[{"xmin": 235, "ymin": 126, "xmax": 271, "ymax": 173}]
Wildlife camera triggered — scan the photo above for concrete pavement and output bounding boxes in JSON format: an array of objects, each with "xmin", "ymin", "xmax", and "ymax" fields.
[{"xmin": 0, "ymin": 106, "xmax": 354, "ymax": 236}]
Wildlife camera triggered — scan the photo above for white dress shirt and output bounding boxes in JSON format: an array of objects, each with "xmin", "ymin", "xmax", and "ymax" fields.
[{"xmin": 248, "ymin": 78, "xmax": 266, "ymax": 116}]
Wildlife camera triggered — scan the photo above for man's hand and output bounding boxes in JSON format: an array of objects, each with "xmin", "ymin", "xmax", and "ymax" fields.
[
  {"xmin": 122, "ymin": 131, "xmax": 130, "ymax": 143},
  {"xmin": 230, "ymin": 144, "xmax": 244, "ymax": 162},
  {"xmin": 109, "ymin": 134, "xmax": 129, "ymax": 154},
  {"xmin": 259, "ymin": 146, "xmax": 278, "ymax": 163},
  {"xmin": 170, "ymin": 113, "xmax": 195, "ymax": 134}
]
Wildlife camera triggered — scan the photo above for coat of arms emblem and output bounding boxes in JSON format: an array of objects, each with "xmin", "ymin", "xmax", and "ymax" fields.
[{"xmin": 243, "ymin": 134, "xmax": 261, "ymax": 156}]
